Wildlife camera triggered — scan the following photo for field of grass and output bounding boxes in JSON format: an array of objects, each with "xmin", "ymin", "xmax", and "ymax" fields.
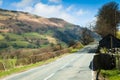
[
  {"xmin": 101, "ymin": 69, "xmax": 120, "ymax": 80},
  {"xmin": 3, "ymin": 33, "xmax": 24, "ymax": 41},
  {"xmin": 10, "ymin": 41, "xmax": 30, "ymax": 48},
  {"xmin": 22, "ymin": 32, "xmax": 46, "ymax": 39},
  {"xmin": 0, "ymin": 32, "xmax": 54, "ymax": 48},
  {"xmin": 0, "ymin": 34, "xmax": 4, "ymax": 40}
]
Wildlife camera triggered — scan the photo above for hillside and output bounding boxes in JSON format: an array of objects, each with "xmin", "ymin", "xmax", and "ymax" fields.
[{"xmin": 0, "ymin": 8, "xmax": 99, "ymax": 49}]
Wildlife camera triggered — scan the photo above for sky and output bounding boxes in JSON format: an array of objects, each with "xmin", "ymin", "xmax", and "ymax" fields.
[{"xmin": 0, "ymin": 0, "xmax": 120, "ymax": 26}]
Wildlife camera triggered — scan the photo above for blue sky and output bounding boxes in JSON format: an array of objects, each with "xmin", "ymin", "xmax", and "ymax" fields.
[{"xmin": 0, "ymin": 0, "xmax": 120, "ymax": 26}]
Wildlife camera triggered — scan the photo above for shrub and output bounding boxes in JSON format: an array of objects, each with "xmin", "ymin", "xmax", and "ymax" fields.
[
  {"xmin": 0, "ymin": 62, "xmax": 5, "ymax": 71},
  {"xmin": 0, "ymin": 41, "xmax": 10, "ymax": 48},
  {"xmin": 1, "ymin": 59, "xmax": 17, "ymax": 70}
]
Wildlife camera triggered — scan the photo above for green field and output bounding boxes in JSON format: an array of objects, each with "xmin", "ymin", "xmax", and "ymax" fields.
[
  {"xmin": 22, "ymin": 32, "xmax": 46, "ymax": 39},
  {"xmin": 0, "ymin": 32, "xmax": 52, "ymax": 49},
  {"xmin": 3, "ymin": 33, "xmax": 24, "ymax": 41},
  {"xmin": 10, "ymin": 41, "xmax": 30, "ymax": 48},
  {"xmin": 0, "ymin": 34, "xmax": 4, "ymax": 40}
]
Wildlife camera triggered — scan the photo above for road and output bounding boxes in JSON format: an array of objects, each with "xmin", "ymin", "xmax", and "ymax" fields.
[{"xmin": 2, "ymin": 44, "xmax": 97, "ymax": 80}]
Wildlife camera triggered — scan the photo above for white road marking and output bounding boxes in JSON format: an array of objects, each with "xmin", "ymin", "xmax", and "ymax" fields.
[
  {"xmin": 44, "ymin": 73, "xmax": 55, "ymax": 80},
  {"xmin": 60, "ymin": 63, "xmax": 69, "ymax": 69},
  {"xmin": 44, "ymin": 58, "xmax": 76, "ymax": 80}
]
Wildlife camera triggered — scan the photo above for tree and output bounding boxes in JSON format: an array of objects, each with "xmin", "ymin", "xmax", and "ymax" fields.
[
  {"xmin": 95, "ymin": 1, "xmax": 120, "ymax": 37},
  {"xmin": 68, "ymin": 40, "xmax": 76, "ymax": 47},
  {"xmin": 81, "ymin": 28, "xmax": 94, "ymax": 45}
]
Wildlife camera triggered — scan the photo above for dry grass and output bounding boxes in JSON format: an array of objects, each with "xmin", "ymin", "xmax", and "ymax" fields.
[{"xmin": 46, "ymin": 36, "xmax": 57, "ymax": 44}]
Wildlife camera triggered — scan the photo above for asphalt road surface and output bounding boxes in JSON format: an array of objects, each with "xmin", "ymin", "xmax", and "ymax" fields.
[{"xmin": 2, "ymin": 44, "xmax": 97, "ymax": 80}]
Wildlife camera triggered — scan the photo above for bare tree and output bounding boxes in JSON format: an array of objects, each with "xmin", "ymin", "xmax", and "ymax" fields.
[{"xmin": 81, "ymin": 28, "xmax": 94, "ymax": 45}]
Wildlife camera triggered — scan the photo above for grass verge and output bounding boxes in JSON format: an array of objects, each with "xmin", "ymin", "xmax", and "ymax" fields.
[{"xmin": 101, "ymin": 69, "xmax": 120, "ymax": 80}]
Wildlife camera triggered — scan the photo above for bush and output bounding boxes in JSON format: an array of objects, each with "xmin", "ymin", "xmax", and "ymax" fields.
[
  {"xmin": 0, "ymin": 41, "xmax": 10, "ymax": 48},
  {"xmin": 16, "ymin": 58, "xmax": 29, "ymax": 65},
  {"xmin": 0, "ymin": 62, "xmax": 4, "ymax": 70},
  {"xmin": 1, "ymin": 59, "xmax": 17, "ymax": 69}
]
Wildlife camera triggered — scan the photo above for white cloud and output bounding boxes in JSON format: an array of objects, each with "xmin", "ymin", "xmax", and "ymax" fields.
[
  {"xmin": 0, "ymin": 0, "xmax": 3, "ymax": 6},
  {"xmin": 76, "ymin": 9, "xmax": 88, "ymax": 16},
  {"xmin": 66, "ymin": 5, "xmax": 74, "ymax": 12},
  {"xmin": 49, "ymin": 0, "xmax": 61, "ymax": 3},
  {"xmin": 19, "ymin": 2, "xmax": 77, "ymax": 24},
  {"xmin": 14, "ymin": 1, "xmax": 95, "ymax": 26},
  {"xmin": 33, "ymin": 3, "xmax": 62, "ymax": 17},
  {"xmin": 12, "ymin": 0, "xmax": 34, "ymax": 8}
]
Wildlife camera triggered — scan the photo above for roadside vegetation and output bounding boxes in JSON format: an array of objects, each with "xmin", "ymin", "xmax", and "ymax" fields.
[
  {"xmin": 101, "ymin": 69, "xmax": 120, "ymax": 80},
  {"xmin": 0, "ymin": 54, "xmax": 68, "ymax": 78},
  {"xmin": 0, "ymin": 41, "xmax": 84, "ymax": 78}
]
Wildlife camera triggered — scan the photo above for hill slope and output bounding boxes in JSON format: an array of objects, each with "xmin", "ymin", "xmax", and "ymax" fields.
[{"xmin": 0, "ymin": 8, "xmax": 99, "ymax": 49}]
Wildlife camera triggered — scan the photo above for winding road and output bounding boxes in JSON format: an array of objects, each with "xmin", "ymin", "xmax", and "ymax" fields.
[{"xmin": 2, "ymin": 43, "xmax": 97, "ymax": 80}]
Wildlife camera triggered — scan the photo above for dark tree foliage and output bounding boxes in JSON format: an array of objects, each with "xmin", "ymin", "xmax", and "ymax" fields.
[{"xmin": 95, "ymin": 1, "xmax": 120, "ymax": 37}]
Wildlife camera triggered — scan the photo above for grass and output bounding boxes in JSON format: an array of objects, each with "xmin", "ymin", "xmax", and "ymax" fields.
[
  {"xmin": 46, "ymin": 36, "xmax": 57, "ymax": 44},
  {"xmin": 70, "ymin": 48, "xmax": 79, "ymax": 53},
  {"xmin": 3, "ymin": 33, "xmax": 24, "ymax": 41},
  {"xmin": 22, "ymin": 32, "xmax": 46, "ymax": 39},
  {"xmin": 117, "ymin": 31, "xmax": 120, "ymax": 39},
  {"xmin": 0, "ymin": 34, "xmax": 4, "ymax": 40},
  {"xmin": 0, "ymin": 54, "xmax": 68, "ymax": 78},
  {"xmin": 0, "ymin": 59, "xmax": 17, "ymax": 68},
  {"xmin": 22, "ymin": 32, "xmax": 56, "ymax": 44},
  {"xmin": 10, "ymin": 41, "xmax": 30, "ymax": 48},
  {"xmin": 101, "ymin": 69, "xmax": 120, "ymax": 80}
]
